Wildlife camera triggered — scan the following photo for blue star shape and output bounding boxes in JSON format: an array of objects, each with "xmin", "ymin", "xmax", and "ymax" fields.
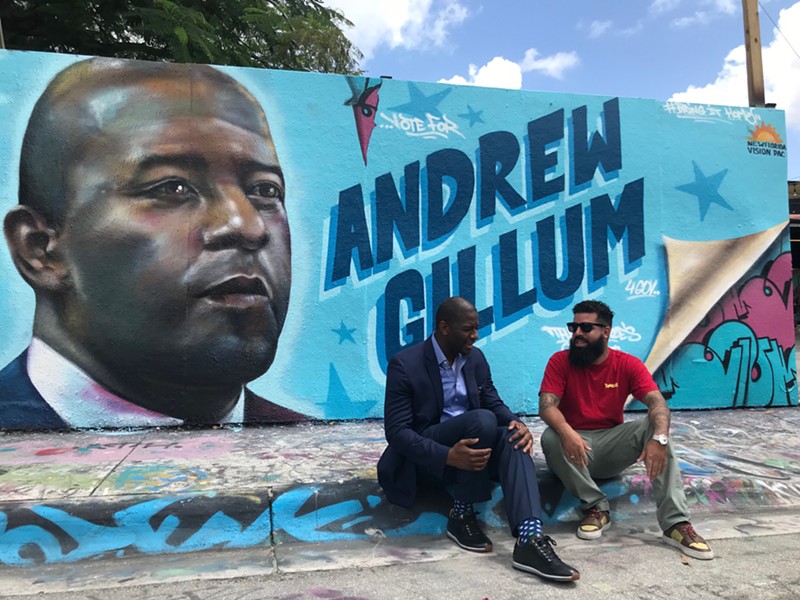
[
  {"xmin": 675, "ymin": 161, "xmax": 733, "ymax": 220},
  {"xmin": 458, "ymin": 104, "xmax": 484, "ymax": 127},
  {"xmin": 389, "ymin": 82, "xmax": 452, "ymax": 119},
  {"xmin": 319, "ymin": 364, "xmax": 377, "ymax": 419},
  {"xmin": 332, "ymin": 320, "xmax": 356, "ymax": 344}
]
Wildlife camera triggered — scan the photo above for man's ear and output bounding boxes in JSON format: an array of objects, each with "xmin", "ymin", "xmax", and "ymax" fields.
[
  {"xmin": 438, "ymin": 320, "xmax": 449, "ymax": 336},
  {"xmin": 3, "ymin": 206, "xmax": 69, "ymax": 291}
]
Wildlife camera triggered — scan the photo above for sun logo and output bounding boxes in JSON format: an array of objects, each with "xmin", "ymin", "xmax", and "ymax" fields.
[{"xmin": 747, "ymin": 122, "xmax": 784, "ymax": 144}]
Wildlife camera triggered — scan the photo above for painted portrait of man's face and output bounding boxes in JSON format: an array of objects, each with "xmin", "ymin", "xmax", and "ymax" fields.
[
  {"xmin": 5, "ymin": 59, "xmax": 292, "ymax": 421},
  {"xmin": 60, "ymin": 69, "xmax": 291, "ymax": 383}
]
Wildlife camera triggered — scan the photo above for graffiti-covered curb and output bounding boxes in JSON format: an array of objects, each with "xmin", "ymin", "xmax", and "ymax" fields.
[
  {"xmin": 0, "ymin": 491, "xmax": 274, "ymax": 565},
  {"xmin": 2, "ymin": 407, "xmax": 800, "ymax": 565}
]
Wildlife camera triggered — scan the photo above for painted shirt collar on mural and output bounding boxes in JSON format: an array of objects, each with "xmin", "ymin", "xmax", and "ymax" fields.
[{"xmin": 26, "ymin": 338, "xmax": 245, "ymax": 428}]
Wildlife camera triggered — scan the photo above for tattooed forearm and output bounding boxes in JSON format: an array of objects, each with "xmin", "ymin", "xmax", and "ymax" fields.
[
  {"xmin": 642, "ymin": 390, "xmax": 670, "ymax": 434},
  {"xmin": 538, "ymin": 392, "xmax": 561, "ymax": 412}
]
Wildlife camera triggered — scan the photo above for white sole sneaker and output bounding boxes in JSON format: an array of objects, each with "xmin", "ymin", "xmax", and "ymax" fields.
[
  {"xmin": 576, "ymin": 514, "xmax": 611, "ymax": 540},
  {"xmin": 662, "ymin": 532, "xmax": 715, "ymax": 560}
]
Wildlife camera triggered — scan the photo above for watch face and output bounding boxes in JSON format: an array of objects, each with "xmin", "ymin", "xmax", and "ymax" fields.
[{"xmin": 653, "ymin": 435, "xmax": 668, "ymax": 445}]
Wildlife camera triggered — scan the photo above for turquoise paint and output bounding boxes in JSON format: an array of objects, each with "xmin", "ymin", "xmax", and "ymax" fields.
[{"xmin": 0, "ymin": 49, "xmax": 793, "ymax": 430}]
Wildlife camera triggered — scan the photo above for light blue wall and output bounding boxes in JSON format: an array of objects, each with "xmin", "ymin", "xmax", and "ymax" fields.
[{"xmin": 0, "ymin": 50, "xmax": 794, "ymax": 428}]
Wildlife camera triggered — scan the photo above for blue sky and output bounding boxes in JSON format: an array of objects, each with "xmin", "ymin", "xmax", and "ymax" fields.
[{"xmin": 325, "ymin": 0, "xmax": 800, "ymax": 181}]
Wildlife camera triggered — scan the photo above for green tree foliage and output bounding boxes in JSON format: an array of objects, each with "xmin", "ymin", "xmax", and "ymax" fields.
[{"xmin": 1, "ymin": 0, "xmax": 363, "ymax": 74}]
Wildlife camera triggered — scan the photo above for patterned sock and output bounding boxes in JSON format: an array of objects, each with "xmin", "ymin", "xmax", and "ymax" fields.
[
  {"xmin": 451, "ymin": 499, "xmax": 474, "ymax": 516},
  {"xmin": 517, "ymin": 518, "xmax": 543, "ymax": 543}
]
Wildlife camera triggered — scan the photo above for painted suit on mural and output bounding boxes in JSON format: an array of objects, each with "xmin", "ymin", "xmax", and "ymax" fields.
[{"xmin": 0, "ymin": 57, "xmax": 304, "ymax": 430}]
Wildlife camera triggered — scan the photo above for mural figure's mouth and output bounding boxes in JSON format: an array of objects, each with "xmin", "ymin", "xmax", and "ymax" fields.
[{"xmin": 199, "ymin": 275, "xmax": 269, "ymax": 308}]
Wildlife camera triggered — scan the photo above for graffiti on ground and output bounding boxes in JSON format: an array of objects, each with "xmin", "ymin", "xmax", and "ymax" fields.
[{"xmin": 4, "ymin": 441, "xmax": 800, "ymax": 565}]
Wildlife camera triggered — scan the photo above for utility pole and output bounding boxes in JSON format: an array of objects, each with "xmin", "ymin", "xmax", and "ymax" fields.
[{"xmin": 742, "ymin": 0, "xmax": 765, "ymax": 107}]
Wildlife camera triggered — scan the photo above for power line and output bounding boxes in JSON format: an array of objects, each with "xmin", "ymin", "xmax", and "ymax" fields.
[{"xmin": 757, "ymin": 1, "xmax": 800, "ymax": 63}]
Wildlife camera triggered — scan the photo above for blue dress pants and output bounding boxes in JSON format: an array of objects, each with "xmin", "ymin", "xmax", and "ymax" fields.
[{"xmin": 418, "ymin": 408, "xmax": 542, "ymax": 535}]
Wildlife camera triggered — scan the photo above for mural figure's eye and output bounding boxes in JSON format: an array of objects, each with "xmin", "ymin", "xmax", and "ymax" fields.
[
  {"xmin": 248, "ymin": 181, "xmax": 285, "ymax": 211},
  {"xmin": 249, "ymin": 182, "xmax": 283, "ymax": 198},
  {"xmin": 763, "ymin": 286, "xmax": 772, "ymax": 296},
  {"xmin": 146, "ymin": 179, "xmax": 199, "ymax": 203}
]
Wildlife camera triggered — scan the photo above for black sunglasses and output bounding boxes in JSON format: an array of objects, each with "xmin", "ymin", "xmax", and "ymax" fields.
[{"xmin": 566, "ymin": 322, "xmax": 606, "ymax": 333}]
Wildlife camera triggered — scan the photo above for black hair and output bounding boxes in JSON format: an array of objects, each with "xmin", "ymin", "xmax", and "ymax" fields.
[
  {"xmin": 435, "ymin": 296, "xmax": 476, "ymax": 328},
  {"xmin": 572, "ymin": 299, "xmax": 614, "ymax": 326}
]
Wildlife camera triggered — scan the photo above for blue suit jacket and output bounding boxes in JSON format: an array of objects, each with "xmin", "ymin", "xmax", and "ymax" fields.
[
  {"xmin": 377, "ymin": 337, "xmax": 519, "ymax": 508},
  {"xmin": 0, "ymin": 350, "xmax": 306, "ymax": 430}
]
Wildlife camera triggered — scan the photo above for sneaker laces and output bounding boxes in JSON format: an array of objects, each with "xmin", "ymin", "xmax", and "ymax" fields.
[
  {"xmin": 584, "ymin": 507, "xmax": 603, "ymax": 521},
  {"xmin": 676, "ymin": 522, "xmax": 699, "ymax": 540},
  {"xmin": 531, "ymin": 535, "xmax": 558, "ymax": 562},
  {"xmin": 461, "ymin": 511, "xmax": 482, "ymax": 536}
]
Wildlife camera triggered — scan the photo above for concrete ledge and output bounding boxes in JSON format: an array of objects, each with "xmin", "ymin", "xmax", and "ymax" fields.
[
  {"xmin": 0, "ymin": 492, "xmax": 273, "ymax": 564},
  {"xmin": 1, "ymin": 407, "xmax": 800, "ymax": 565}
]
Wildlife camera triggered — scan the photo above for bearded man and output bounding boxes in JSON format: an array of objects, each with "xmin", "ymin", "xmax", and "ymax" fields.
[{"xmin": 537, "ymin": 300, "xmax": 714, "ymax": 561}]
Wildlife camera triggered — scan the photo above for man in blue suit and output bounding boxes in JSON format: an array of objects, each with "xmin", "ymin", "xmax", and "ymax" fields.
[
  {"xmin": 378, "ymin": 297, "xmax": 579, "ymax": 582},
  {"xmin": 0, "ymin": 57, "xmax": 303, "ymax": 429}
]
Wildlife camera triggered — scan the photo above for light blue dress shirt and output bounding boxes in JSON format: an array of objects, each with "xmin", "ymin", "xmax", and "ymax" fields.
[{"xmin": 431, "ymin": 335, "xmax": 469, "ymax": 421}]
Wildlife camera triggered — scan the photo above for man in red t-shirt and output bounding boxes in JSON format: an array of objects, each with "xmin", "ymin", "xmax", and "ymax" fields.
[{"xmin": 538, "ymin": 300, "xmax": 714, "ymax": 560}]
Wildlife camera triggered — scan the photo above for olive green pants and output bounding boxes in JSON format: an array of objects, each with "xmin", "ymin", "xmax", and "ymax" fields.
[{"xmin": 540, "ymin": 417, "xmax": 690, "ymax": 531}]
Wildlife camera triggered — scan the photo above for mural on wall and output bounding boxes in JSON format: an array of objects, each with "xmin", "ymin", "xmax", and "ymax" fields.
[
  {"xmin": 652, "ymin": 242, "xmax": 796, "ymax": 409},
  {"xmin": 0, "ymin": 50, "xmax": 794, "ymax": 430}
]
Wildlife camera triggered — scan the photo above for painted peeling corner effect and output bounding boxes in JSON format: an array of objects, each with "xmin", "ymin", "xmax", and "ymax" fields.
[{"xmin": 651, "ymin": 244, "xmax": 798, "ymax": 410}]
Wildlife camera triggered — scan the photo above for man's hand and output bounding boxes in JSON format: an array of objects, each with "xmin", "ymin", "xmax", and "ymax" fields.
[
  {"xmin": 507, "ymin": 420, "xmax": 534, "ymax": 454},
  {"xmin": 446, "ymin": 438, "xmax": 491, "ymax": 471},
  {"xmin": 561, "ymin": 429, "xmax": 592, "ymax": 468},
  {"xmin": 637, "ymin": 440, "xmax": 667, "ymax": 480}
]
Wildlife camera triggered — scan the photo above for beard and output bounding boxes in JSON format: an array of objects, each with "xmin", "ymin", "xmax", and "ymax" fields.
[{"xmin": 568, "ymin": 335, "xmax": 606, "ymax": 367}]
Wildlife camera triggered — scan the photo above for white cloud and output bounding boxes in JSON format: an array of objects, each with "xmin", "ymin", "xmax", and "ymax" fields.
[
  {"xmin": 429, "ymin": 2, "xmax": 469, "ymax": 45},
  {"xmin": 520, "ymin": 49, "xmax": 580, "ymax": 80},
  {"xmin": 670, "ymin": 45, "xmax": 749, "ymax": 104},
  {"xmin": 439, "ymin": 57, "xmax": 523, "ymax": 89},
  {"xmin": 438, "ymin": 48, "xmax": 580, "ymax": 89},
  {"xmin": 652, "ymin": 0, "xmax": 740, "ymax": 25},
  {"xmin": 712, "ymin": 0, "xmax": 737, "ymax": 14},
  {"xmin": 670, "ymin": 2, "xmax": 800, "ymax": 177},
  {"xmin": 588, "ymin": 20, "xmax": 614, "ymax": 39},
  {"xmin": 650, "ymin": 0, "xmax": 681, "ymax": 14},
  {"xmin": 672, "ymin": 10, "xmax": 713, "ymax": 27},
  {"xmin": 324, "ymin": 0, "xmax": 469, "ymax": 62},
  {"xmin": 620, "ymin": 20, "xmax": 645, "ymax": 36}
]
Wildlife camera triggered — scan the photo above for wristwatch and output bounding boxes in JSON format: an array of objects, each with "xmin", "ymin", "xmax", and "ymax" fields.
[{"xmin": 652, "ymin": 434, "xmax": 669, "ymax": 446}]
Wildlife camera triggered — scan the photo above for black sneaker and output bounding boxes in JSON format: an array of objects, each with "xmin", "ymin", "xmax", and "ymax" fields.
[
  {"xmin": 512, "ymin": 535, "xmax": 580, "ymax": 582},
  {"xmin": 446, "ymin": 509, "xmax": 493, "ymax": 552}
]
